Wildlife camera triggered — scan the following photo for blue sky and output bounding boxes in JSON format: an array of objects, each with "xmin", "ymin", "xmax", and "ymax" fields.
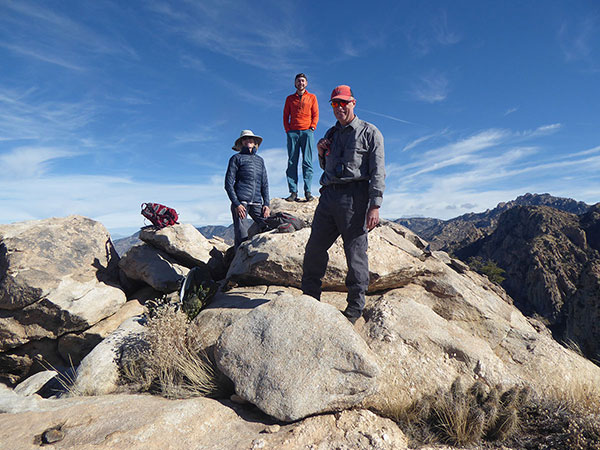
[{"xmin": 1, "ymin": 0, "xmax": 599, "ymax": 238}]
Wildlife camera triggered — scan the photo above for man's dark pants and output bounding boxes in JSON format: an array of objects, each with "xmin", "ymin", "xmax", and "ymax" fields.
[
  {"xmin": 231, "ymin": 202, "xmax": 266, "ymax": 248},
  {"xmin": 301, "ymin": 181, "xmax": 369, "ymax": 319}
]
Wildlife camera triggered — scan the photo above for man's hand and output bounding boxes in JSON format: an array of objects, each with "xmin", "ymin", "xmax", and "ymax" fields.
[
  {"xmin": 366, "ymin": 206, "xmax": 380, "ymax": 231},
  {"xmin": 317, "ymin": 138, "xmax": 331, "ymax": 157},
  {"xmin": 236, "ymin": 204, "xmax": 247, "ymax": 219},
  {"xmin": 262, "ymin": 205, "xmax": 270, "ymax": 218}
]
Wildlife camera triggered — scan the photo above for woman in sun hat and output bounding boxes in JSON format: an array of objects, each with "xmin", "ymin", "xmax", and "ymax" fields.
[{"xmin": 224, "ymin": 129, "xmax": 270, "ymax": 248}]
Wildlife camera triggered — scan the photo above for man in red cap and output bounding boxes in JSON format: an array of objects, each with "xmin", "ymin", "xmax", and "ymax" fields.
[
  {"xmin": 283, "ymin": 73, "xmax": 319, "ymax": 202},
  {"xmin": 301, "ymin": 85, "xmax": 385, "ymax": 324}
]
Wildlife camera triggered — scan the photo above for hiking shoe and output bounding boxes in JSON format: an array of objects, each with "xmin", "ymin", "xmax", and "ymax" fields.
[
  {"xmin": 342, "ymin": 310, "xmax": 360, "ymax": 325},
  {"xmin": 285, "ymin": 192, "xmax": 298, "ymax": 202},
  {"xmin": 305, "ymin": 192, "xmax": 314, "ymax": 201},
  {"xmin": 345, "ymin": 315, "xmax": 358, "ymax": 325}
]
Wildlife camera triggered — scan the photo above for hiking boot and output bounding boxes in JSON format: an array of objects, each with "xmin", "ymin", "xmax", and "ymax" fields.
[
  {"xmin": 346, "ymin": 315, "xmax": 358, "ymax": 325},
  {"xmin": 342, "ymin": 310, "xmax": 360, "ymax": 325},
  {"xmin": 285, "ymin": 192, "xmax": 298, "ymax": 202},
  {"xmin": 305, "ymin": 192, "xmax": 314, "ymax": 201}
]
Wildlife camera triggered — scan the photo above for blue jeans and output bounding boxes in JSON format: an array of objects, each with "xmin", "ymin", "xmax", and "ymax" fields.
[
  {"xmin": 286, "ymin": 129, "xmax": 314, "ymax": 194},
  {"xmin": 301, "ymin": 182, "xmax": 370, "ymax": 318}
]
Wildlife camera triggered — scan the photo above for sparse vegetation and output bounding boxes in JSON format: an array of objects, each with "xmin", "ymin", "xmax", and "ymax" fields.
[
  {"xmin": 377, "ymin": 377, "xmax": 600, "ymax": 449},
  {"xmin": 36, "ymin": 354, "xmax": 78, "ymax": 397},
  {"xmin": 120, "ymin": 306, "xmax": 229, "ymax": 399},
  {"xmin": 385, "ymin": 378, "xmax": 529, "ymax": 446},
  {"xmin": 467, "ymin": 256, "xmax": 506, "ymax": 284}
]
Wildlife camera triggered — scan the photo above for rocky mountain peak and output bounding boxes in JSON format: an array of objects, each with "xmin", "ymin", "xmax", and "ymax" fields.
[{"xmin": 397, "ymin": 192, "xmax": 591, "ymax": 253}]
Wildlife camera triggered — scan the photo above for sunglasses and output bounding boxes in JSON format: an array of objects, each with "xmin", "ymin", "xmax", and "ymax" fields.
[{"xmin": 331, "ymin": 100, "xmax": 352, "ymax": 108}]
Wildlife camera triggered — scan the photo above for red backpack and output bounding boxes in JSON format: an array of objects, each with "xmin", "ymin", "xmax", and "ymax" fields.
[{"xmin": 141, "ymin": 203, "xmax": 179, "ymax": 229}]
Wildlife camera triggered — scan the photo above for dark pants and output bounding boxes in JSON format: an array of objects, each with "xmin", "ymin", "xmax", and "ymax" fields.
[
  {"xmin": 231, "ymin": 203, "xmax": 266, "ymax": 248},
  {"xmin": 301, "ymin": 182, "xmax": 369, "ymax": 318}
]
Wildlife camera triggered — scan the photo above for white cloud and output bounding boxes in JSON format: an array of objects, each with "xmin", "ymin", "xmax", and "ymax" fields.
[
  {"xmin": 383, "ymin": 122, "xmax": 600, "ymax": 220},
  {"xmin": 558, "ymin": 16, "xmax": 598, "ymax": 63},
  {"xmin": 404, "ymin": 9, "xmax": 461, "ymax": 56},
  {"xmin": 0, "ymin": 145, "xmax": 296, "ymax": 236},
  {"xmin": 146, "ymin": 0, "xmax": 307, "ymax": 73},
  {"xmin": 411, "ymin": 73, "xmax": 450, "ymax": 103},
  {"xmin": 528, "ymin": 123, "xmax": 562, "ymax": 137},
  {"xmin": 0, "ymin": 87, "xmax": 96, "ymax": 142},
  {"xmin": 0, "ymin": 146, "xmax": 79, "ymax": 179},
  {"xmin": 402, "ymin": 128, "xmax": 449, "ymax": 152},
  {"xmin": 357, "ymin": 108, "xmax": 415, "ymax": 125},
  {"xmin": 0, "ymin": 1, "xmax": 138, "ymax": 69}
]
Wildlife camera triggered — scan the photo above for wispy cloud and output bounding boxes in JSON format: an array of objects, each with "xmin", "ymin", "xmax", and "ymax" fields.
[
  {"xmin": 558, "ymin": 16, "xmax": 598, "ymax": 63},
  {"xmin": 0, "ymin": 87, "xmax": 96, "ymax": 142},
  {"xmin": 529, "ymin": 123, "xmax": 562, "ymax": 136},
  {"xmin": 504, "ymin": 106, "xmax": 519, "ymax": 116},
  {"xmin": 173, "ymin": 120, "xmax": 227, "ymax": 145},
  {"xmin": 402, "ymin": 128, "xmax": 449, "ymax": 152},
  {"xmin": 411, "ymin": 72, "xmax": 450, "ymax": 103},
  {"xmin": 145, "ymin": 0, "xmax": 307, "ymax": 73},
  {"xmin": 384, "ymin": 124, "xmax": 600, "ymax": 220},
  {"xmin": 357, "ymin": 108, "xmax": 416, "ymax": 125},
  {"xmin": 515, "ymin": 123, "xmax": 562, "ymax": 139},
  {"xmin": 0, "ymin": 146, "xmax": 79, "ymax": 179},
  {"xmin": 0, "ymin": 0, "xmax": 138, "ymax": 70},
  {"xmin": 404, "ymin": 9, "xmax": 461, "ymax": 56},
  {"xmin": 0, "ymin": 145, "xmax": 294, "ymax": 236}
]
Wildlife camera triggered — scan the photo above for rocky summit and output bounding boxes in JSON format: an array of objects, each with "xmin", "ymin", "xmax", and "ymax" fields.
[{"xmin": 1, "ymin": 199, "xmax": 600, "ymax": 449}]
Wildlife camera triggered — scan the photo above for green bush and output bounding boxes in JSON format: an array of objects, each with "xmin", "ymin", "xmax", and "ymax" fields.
[{"xmin": 467, "ymin": 256, "xmax": 506, "ymax": 284}]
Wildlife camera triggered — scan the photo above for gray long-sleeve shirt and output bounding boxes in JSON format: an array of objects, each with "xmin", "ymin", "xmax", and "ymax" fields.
[{"xmin": 318, "ymin": 115, "xmax": 385, "ymax": 208}]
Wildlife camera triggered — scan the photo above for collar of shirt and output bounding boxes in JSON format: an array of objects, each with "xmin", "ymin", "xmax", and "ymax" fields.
[{"xmin": 335, "ymin": 115, "xmax": 360, "ymax": 131}]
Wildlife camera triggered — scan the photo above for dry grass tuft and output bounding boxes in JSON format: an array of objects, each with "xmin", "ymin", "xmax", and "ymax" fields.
[
  {"xmin": 378, "ymin": 376, "xmax": 600, "ymax": 449},
  {"xmin": 380, "ymin": 377, "xmax": 531, "ymax": 446},
  {"xmin": 508, "ymin": 380, "xmax": 600, "ymax": 450},
  {"xmin": 120, "ymin": 306, "xmax": 229, "ymax": 399}
]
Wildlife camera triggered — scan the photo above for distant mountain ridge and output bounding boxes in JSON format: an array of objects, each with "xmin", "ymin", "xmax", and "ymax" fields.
[{"xmin": 396, "ymin": 193, "xmax": 591, "ymax": 253}]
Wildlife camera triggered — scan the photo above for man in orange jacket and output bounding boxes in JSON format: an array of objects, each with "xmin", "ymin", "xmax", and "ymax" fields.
[{"xmin": 283, "ymin": 73, "xmax": 319, "ymax": 202}]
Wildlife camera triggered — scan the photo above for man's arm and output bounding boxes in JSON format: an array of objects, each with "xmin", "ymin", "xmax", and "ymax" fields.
[
  {"xmin": 283, "ymin": 96, "xmax": 291, "ymax": 133},
  {"xmin": 310, "ymin": 93, "xmax": 319, "ymax": 130},
  {"xmin": 368, "ymin": 126, "xmax": 385, "ymax": 210}
]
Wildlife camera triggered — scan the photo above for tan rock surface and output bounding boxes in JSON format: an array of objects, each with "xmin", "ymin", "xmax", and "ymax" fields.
[
  {"xmin": 0, "ymin": 216, "xmax": 126, "ymax": 384},
  {"xmin": 118, "ymin": 243, "xmax": 189, "ymax": 293},
  {"xmin": 0, "ymin": 387, "xmax": 409, "ymax": 450},
  {"xmin": 139, "ymin": 223, "xmax": 215, "ymax": 267},
  {"xmin": 214, "ymin": 294, "xmax": 380, "ymax": 421},
  {"xmin": 58, "ymin": 300, "xmax": 145, "ymax": 365},
  {"xmin": 226, "ymin": 221, "xmax": 431, "ymax": 292}
]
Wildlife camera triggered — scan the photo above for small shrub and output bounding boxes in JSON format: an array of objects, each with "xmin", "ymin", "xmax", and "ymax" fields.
[
  {"xmin": 120, "ymin": 306, "xmax": 229, "ymax": 399},
  {"xmin": 467, "ymin": 256, "xmax": 506, "ymax": 284}
]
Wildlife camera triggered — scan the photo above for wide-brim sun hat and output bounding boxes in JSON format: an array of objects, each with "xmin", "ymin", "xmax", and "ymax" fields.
[{"xmin": 232, "ymin": 129, "xmax": 263, "ymax": 151}]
